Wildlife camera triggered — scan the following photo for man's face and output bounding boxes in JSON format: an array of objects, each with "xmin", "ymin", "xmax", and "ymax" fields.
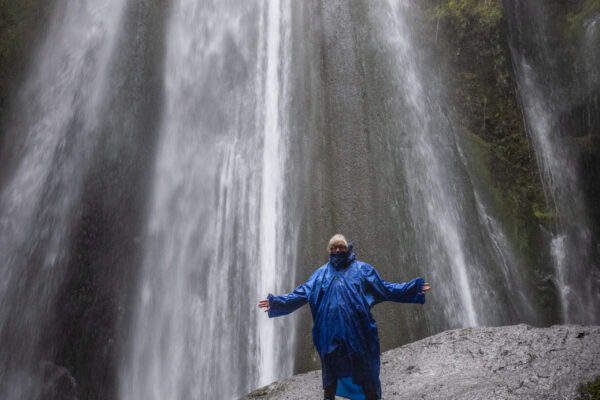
[{"xmin": 329, "ymin": 244, "xmax": 348, "ymax": 253}]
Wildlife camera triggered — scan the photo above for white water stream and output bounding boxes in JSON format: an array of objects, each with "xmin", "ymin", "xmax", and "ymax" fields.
[
  {"xmin": 507, "ymin": 0, "xmax": 600, "ymax": 324},
  {"xmin": 119, "ymin": 1, "xmax": 294, "ymax": 399},
  {"xmin": 378, "ymin": 0, "xmax": 478, "ymax": 327}
]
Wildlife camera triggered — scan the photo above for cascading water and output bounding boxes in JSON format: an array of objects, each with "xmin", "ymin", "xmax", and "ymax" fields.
[
  {"xmin": 1, "ymin": 1, "xmax": 599, "ymax": 399},
  {"xmin": 119, "ymin": 1, "xmax": 295, "ymax": 399},
  {"xmin": 376, "ymin": 0, "xmax": 479, "ymax": 328},
  {"xmin": 505, "ymin": 0, "xmax": 600, "ymax": 324},
  {"xmin": 289, "ymin": 1, "xmax": 540, "ymax": 368},
  {"xmin": 357, "ymin": 1, "xmax": 538, "ymax": 331},
  {"xmin": 0, "ymin": 1, "xmax": 126, "ymax": 398},
  {"xmin": 258, "ymin": 0, "xmax": 294, "ymax": 385}
]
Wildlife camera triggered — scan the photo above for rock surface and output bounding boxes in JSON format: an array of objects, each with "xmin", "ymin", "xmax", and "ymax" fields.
[{"xmin": 242, "ymin": 324, "xmax": 600, "ymax": 399}]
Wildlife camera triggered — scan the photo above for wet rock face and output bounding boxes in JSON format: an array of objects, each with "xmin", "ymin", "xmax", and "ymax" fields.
[
  {"xmin": 381, "ymin": 324, "xmax": 600, "ymax": 399},
  {"xmin": 39, "ymin": 361, "xmax": 78, "ymax": 400},
  {"xmin": 242, "ymin": 324, "xmax": 600, "ymax": 399}
]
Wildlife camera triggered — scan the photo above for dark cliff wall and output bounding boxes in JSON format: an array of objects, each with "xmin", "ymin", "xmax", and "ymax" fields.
[
  {"xmin": 0, "ymin": 1, "xmax": 54, "ymax": 148},
  {"xmin": 48, "ymin": 2, "xmax": 170, "ymax": 398}
]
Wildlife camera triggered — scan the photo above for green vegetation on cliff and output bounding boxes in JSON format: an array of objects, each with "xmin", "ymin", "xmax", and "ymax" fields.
[
  {"xmin": 424, "ymin": 0, "xmax": 547, "ymax": 249},
  {"xmin": 422, "ymin": 0, "xmax": 558, "ymax": 318},
  {"xmin": 579, "ymin": 376, "xmax": 600, "ymax": 400},
  {"xmin": 564, "ymin": 0, "xmax": 600, "ymax": 40}
]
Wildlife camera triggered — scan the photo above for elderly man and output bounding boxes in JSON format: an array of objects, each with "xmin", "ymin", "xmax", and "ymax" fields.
[{"xmin": 258, "ymin": 234, "xmax": 430, "ymax": 400}]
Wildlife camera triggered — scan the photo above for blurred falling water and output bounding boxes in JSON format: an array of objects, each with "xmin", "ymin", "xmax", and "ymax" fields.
[
  {"xmin": 505, "ymin": 0, "xmax": 600, "ymax": 324},
  {"xmin": 363, "ymin": 0, "xmax": 539, "ymax": 330},
  {"xmin": 0, "ymin": 1, "xmax": 126, "ymax": 398},
  {"xmin": 379, "ymin": 0, "xmax": 478, "ymax": 328},
  {"xmin": 119, "ymin": 1, "xmax": 295, "ymax": 399},
  {"xmin": 2, "ymin": 0, "xmax": 598, "ymax": 398}
]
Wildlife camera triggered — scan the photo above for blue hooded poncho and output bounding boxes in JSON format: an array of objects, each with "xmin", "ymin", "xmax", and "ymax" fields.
[{"xmin": 267, "ymin": 244, "xmax": 425, "ymax": 400}]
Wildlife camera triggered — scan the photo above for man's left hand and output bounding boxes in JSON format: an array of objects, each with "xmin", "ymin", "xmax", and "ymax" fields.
[{"xmin": 258, "ymin": 294, "xmax": 273, "ymax": 312}]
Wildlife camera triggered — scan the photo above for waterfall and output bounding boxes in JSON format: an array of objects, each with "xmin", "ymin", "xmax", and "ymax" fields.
[
  {"xmin": 356, "ymin": 1, "xmax": 538, "ymax": 331},
  {"xmin": 258, "ymin": 0, "xmax": 293, "ymax": 386},
  {"xmin": 378, "ymin": 0, "xmax": 479, "ymax": 328},
  {"xmin": 2, "ymin": 1, "xmax": 599, "ymax": 399},
  {"xmin": 288, "ymin": 0, "xmax": 540, "ymax": 369},
  {"xmin": 119, "ymin": 1, "xmax": 295, "ymax": 399},
  {"xmin": 0, "ymin": 1, "xmax": 127, "ymax": 398},
  {"xmin": 505, "ymin": 0, "xmax": 600, "ymax": 324}
]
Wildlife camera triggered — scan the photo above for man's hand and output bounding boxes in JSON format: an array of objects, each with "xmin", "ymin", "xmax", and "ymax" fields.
[
  {"xmin": 420, "ymin": 282, "xmax": 431, "ymax": 295},
  {"xmin": 258, "ymin": 294, "xmax": 273, "ymax": 312}
]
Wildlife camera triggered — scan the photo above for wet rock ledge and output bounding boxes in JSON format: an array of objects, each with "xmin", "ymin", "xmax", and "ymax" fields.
[{"xmin": 242, "ymin": 324, "xmax": 600, "ymax": 400}]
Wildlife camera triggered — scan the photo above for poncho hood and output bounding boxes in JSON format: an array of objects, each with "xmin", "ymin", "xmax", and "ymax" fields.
[{"xmin": 329, "ymin": 243, "xmax": 356, "ymax": 270}]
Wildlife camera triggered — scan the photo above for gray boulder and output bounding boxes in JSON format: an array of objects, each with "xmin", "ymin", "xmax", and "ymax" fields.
[{"xmin": 242, "ymin": 324, "xmax": 600, "ymax": 399}]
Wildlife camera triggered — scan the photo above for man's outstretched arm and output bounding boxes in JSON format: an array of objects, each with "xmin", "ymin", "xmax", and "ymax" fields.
[
  {"xmin": 362, "ymin": 264, "xmax": 431, "ymax": 306},
  {"xmin": 258, "ymin": 277, "xmax": 315, "ymax": 318}
]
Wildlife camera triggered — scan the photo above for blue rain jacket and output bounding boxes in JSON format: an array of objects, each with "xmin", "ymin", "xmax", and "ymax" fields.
[{"xmin": 267, "ymin": 245, "xmax": 425, "ymax": 400}]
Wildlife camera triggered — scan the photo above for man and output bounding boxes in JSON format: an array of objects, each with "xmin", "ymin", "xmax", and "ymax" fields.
[{"xmin": 258, "ymin": 234, "xmax": 431, "ymax": 400}]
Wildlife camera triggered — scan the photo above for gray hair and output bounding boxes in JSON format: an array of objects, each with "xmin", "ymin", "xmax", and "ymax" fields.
[{"xmin": 327, "ymin": 234, "xmax": 348, "ymax": 252}]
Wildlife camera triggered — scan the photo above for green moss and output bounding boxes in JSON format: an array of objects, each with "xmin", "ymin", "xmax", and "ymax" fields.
[
  {"xmin": 578, "ymin": 376, "xmax": 600, "ymax": 400},
  {"xmin": 564, "ymin": 0, "xmax": 600, "ymax": 41},
  {"xmin": 574, "ymin": 134, "xmax": 597, "ymax": 154},
  {"xmin": 247, "ymin": 385, "xmax": 269, "ymax": 397},
  {"xmin": 533, "ymin": 208, "xmax": 557, "ymax": 224},
  {"xmin": 463, "ymin": 132, "xmax": 502, "ymax": 208},
  {"xmin": 432, "ymin": 0, "xmax": 503, "ymax": 32}
]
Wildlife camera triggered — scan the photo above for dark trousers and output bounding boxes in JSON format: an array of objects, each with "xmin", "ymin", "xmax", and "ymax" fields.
[{"xmin": 324, "ymin": 380, "xmax": 378, "ymax": 400}]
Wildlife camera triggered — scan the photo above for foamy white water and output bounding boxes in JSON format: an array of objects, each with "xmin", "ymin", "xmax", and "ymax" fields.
[
  {"xmin": 378, "ymin": 0, "xmax": 478, "ymax": 327},
  {"xmin": 258, "ymin": 0, "xmax": 293, "ymax": 386},
  {"xmin": 120, "ymin": 2, "xmax": 295, "ymax": 399}
]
